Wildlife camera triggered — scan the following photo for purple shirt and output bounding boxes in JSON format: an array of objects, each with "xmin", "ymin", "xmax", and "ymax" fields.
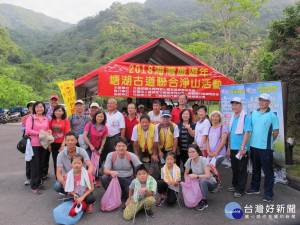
[
  {"xmin": 25, "ymin": 115, "xmax": 49, "ymax": 147},
  {"xmin": 46, "ymin": 107, "xmax": 53, "ymax": 120},
  {"xmin": 208, "ymin": 125, "xmax": 228, "ymax": 157}
]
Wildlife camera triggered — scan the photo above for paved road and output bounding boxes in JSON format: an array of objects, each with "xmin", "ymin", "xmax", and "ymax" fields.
[{"xmin": 0, "ymin": 123, "xmax": 299, "ymax": 225}]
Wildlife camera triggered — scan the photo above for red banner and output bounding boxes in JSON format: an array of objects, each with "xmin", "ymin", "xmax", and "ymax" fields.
[{"xmin": 98, "ymin": 62, "xmax": 236, "ymax": 100}]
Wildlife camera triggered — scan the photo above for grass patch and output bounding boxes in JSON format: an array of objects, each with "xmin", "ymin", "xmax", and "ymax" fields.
[{"xmin": 286, "ymin": 164, "xmax": 300, "ymax": 177}]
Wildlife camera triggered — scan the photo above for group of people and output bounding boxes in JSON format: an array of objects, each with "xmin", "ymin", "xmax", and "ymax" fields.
[{"xmin": 21, "ymin": 92, "xmax": 279, "ymax": 221}]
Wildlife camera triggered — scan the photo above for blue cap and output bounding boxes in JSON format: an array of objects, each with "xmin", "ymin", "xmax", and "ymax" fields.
[{"xmin": 162, "ymin": 110, "xmax": 171, "ymax": 117}]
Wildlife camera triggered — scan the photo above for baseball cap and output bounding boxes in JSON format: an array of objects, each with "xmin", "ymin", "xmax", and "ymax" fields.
[
  {"xmin": 90, "ymin": 102, "xmax": 100, "ymax": 108},
  {"xmin": 138, "ymin": 104, "xmax": 144, "ymax": 108},
  {"xmin": 258, "ymin": 93, "xmax": 271, "ymax": 101},
  {"xmin": 162, "ymin": 110, "xmax": 171, "ymax": 117},
  {"xmin": 50, "ymin": 94, "xmax": 59, "ymax": 101},
  {"xmin": 26, "ymin": 100, "xmax": 36, "ymax": 108},
  {"xmin": 230, "ymin": 97, "xmax": 242, "ymax": 104},
  {"xmin": 75, "ymin": 99, "xmax": 84, "ymax": 105}
]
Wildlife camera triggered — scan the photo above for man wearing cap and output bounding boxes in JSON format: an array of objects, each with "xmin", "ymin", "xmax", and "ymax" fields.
[
  {"xmin": 226, "ymin": 97, "xmax": 251, "ymax": 198},
  {"xmin": 103, "ymin": 98, "xmax": 125, "ymax": 162},
  {"xmin": 68, "ymin": 99, "xmax": 91, "ymax": 139},
  {"xmin": 124, "ymin": 103, "xmax": 139, "ymax": 153},
  {"xmin": 171, "ymin": 93, "xmax": 193, "ymax": 124},
  {"xmin": 46, "ymin": 95, "xmax": 59, "ymax": 120},
  {"xmin": 157, "ymin": 110, "xmax": 179, "ymax": 162},
  {"xmin": 245, "ymin": 93, "xmax": 279, "ymax": 202},
  {"xmin": 147, "ymin": 100, "xmax": 163, "ymax": 125},
  {"xmin": 89, "ymin": 102, "xmax": 100, "ymax": 119}
]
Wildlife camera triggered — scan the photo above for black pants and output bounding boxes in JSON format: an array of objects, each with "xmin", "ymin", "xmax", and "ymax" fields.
[
  {"xmin": 101, "ymin": 175, "xmax": 134, "ymax": 200},
  {"xmin": 26, "ymin": 161, "xmax": 31, "ymax": 180},
  {"xmin": 230, "ymin": 150, "xmax": 249, "ymax": 193},
  {"xmin": 102, "ymin": 133, "xmax": 121, "ymax": 162},
  {"xmin": 84, "ymin": 192, "xmax": 96, "ymax": 204},
  {"xmin": 177, "ymin": 150, "xmax": 189, "ymax": 170},
  {"xmin": 157, "ymin": 180, "xmax": 178, "ymax": 205},
  {"xmin": 42, "ymin": 148, "xmax": 51, "ymax": 177},
  {"xmin": 30, "ymin": 146, "xmax": 47, "ymax": 189},
  {"xmin": 51, "ymin": 143, "xmax": 62, "ymax": 178}
]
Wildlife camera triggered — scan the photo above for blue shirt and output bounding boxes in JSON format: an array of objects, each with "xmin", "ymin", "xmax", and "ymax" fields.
[
  {"xmin": 250, "ymin": 108, "xmax": 279, "ymax": 150},
  {"xmin": 230, "ymin": 114, "xmax": 251, "ymax": 150}
]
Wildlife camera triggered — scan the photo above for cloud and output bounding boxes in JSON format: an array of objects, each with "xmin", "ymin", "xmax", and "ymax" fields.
[{"xmin": 0, "ymin": 0, "xmax": 145, "ymax": 23}]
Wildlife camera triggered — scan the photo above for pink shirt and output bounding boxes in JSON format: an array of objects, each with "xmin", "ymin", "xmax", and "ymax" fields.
[
  {"xmin": 84, "ymin": 123, "xmax": 108, "ymax": 148},
  {"xmin": 25, "ymin": 115, "xmax": 49, "ymax": 147}
]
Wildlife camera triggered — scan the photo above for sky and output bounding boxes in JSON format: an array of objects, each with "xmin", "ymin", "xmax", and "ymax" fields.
[{"xmin": 0, "ymin": 0, "xmax": 146, "ymax": 24}]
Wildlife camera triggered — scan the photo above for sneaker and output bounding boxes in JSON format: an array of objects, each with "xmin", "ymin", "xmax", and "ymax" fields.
[
  {"xmin": 145, "ymin": 209, "xmax": 155, "ymax": 218},
  {"xmin": 95, "ymin": 180, "xmax": 101, "ymax": 187},
  {"xmin": 234, "ymin": 192, "xmax": 242, "ymax": 198},
  {"xmin": 263, "ymin": 196, "xmax": 272, "ymax": 202},
  {"xmin": 195, "ymin": 200, "xmax": 208, "ymax": 211},
  {"xmin": 155, "ymin": 197, "xmax": 165, "ymax": 207},
  {"xmin": 24, "ymin": 179, "xmax": 31, "ymax": 185},
  {"xmin": 227, "ymin": 187, "xmax": 236, "ymax": 192},
  {"xmin": 86, "ymin": 204, "xmax": 93, "ymax": 213},
  {"xmin": 32, "ymin": 189, "xmax": 42, "ymax": 195},
  {"xmin": 245, "ymin": 189, "xmax": 260, "ymax": 195}
]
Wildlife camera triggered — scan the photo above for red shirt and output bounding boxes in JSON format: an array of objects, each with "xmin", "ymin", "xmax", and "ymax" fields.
[
  {"xmin": 84, "ymin": 123, "xmax": 108, "ymax": 148},
  {"xmin": 124, "ymin": 115, "xmax": 139, "ymax": 142},
  {"xmin": 171, "ymin": 107, "xmax": 194, "ymax": 124},
  {"xmin": 49, "ymin": 118, "xmax": 71, "ymax": 143},
  {"xmin": 65, "ymin": 170, "xmax": 94, "ymax": 196}
]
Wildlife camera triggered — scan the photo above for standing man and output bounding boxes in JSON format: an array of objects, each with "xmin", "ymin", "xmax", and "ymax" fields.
[
  {"xmin": 137, "ymin": 104, "xmax": 145, "ymax": 121},
  {"xmin": 157, "ymin": 110, "xmax": 179, "ymax": 161},
  {"xmin": 68, "ymin": 99, "xmax": 91, "ymax": 139},
  {"xmin": 46, "ymin": 94, "xmax": 59, "ymax": 120},
  {"xmin": 103, "ymin": 98, "xmax": 125, "ymax": 162},
  {"xmin": 89, "ymin": 102, "xmax": 100, "ymax": 119},
  {"xmin": 226, "ymin": 97, "xmax": 251, "ymax": 198},
  {"xmin": 171, "ymin": 93, "xmax": 193, "ymax": 124},
  {"xmin": 147, "ymin": 100, "xmax": 162, "ymax": 125},
  {"xmin": 124, "ymin": 103, "xmax": 139, "ymax": 153},
  {"xmin": 131, "ymin": 114, "xmax": 159, "ymax": 175},
  {"xmin": 245, "ymin": 93, "xmax": 279, "ymax": 202}
]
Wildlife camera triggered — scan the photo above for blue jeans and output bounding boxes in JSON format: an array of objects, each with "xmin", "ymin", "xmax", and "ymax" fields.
[
  {"xmin": 250, "ymin": 147, "xmax": 274, "ymax": 197},
  {"xmin": 53, "ymin": 180, "xmax": 66, "ymax": 194}
]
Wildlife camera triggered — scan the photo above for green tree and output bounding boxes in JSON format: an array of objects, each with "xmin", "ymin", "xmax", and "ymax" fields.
[
  {"xmin": 0, "ymin": 75, "xmax": 41, "ymax": 108},
  {"xmin": 255, "ymin": 2, "xmax": 300, "ymax": 138},
  {"xmin": 194, "ymin": 0, "xmax": 268, "ymax": 81}
]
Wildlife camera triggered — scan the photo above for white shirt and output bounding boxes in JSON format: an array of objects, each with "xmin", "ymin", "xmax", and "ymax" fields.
[
  {"xmin": 147, "ymin": 110, "xmax": 162, "ymax": 125},
  {"xmin": 194, "ymin": 118, "xmax": 211, "ymax": 149},
  {"xmin": 106, "ymin": 110, "xmax": 125, "ymax": 137},
  {"xmin": 131, "ymin": 125, "xmax": 159, "ymax": 142},
  {"xmin": 161, "ymin": 125, "xmax": 179, "ymax": 138}
]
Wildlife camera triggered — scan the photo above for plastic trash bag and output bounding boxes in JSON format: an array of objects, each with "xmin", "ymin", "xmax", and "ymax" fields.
[
  {"xmin": 53, "ymin": 201, "xmax": 84, "ymax": 225},
  {"xmin": 180, "ymin": 176, "xmax": 202, "ymax": 208},
  {"xmin": 101, "ymin": 177, "xmax": 122, "ymax": 211}
]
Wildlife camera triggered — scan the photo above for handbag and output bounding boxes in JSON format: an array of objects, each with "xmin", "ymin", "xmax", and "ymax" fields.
[
  {"xmin": 53, "ymin": 201, "xmax": 84, "ymax": 225},
  {"xmin": 17, "ymin": 116, "xmax": 34, "ymax": 154}
]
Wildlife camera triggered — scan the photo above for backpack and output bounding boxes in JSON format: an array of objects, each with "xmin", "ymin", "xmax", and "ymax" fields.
[
  {"xmin": 112, "ymin": 151, "xmax": 135, "ymax": 175},
  {"xmin": 158, "ymin": 122, "xmax": 175, "ymax": 134},
  {"xmin": 189, "ymin": 158, "xmax": 221, "ymax": 184}
]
